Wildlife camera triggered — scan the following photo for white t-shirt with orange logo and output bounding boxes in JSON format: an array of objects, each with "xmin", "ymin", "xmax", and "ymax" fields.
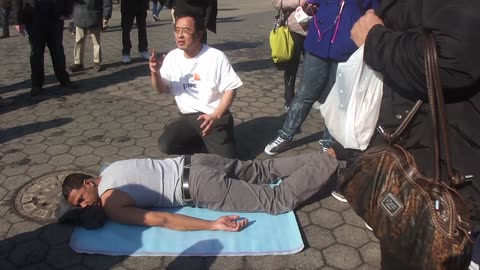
[{"xmin": 160, "ymin": 45, "xmax": 243, "ymax": 114}]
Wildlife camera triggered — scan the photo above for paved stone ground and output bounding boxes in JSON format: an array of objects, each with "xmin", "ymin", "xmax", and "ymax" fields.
[{"xmin": 0, "ymin": 1, "xmax": 381, "ymax": 269}]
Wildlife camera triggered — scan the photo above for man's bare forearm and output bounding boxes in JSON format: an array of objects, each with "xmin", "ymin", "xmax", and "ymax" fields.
[
  {"xmin": 151, "ymin": 73, "xmax": 169, "ymax": 94},
  {"xmin": 106, "ymin": 206, "xmax": 215, "ymax": 231},
  {"xmin": 211, "ymin": 90, "xmax": 236, "ymax": 119}
]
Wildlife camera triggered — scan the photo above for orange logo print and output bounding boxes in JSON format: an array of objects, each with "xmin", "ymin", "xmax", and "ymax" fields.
[{"xmin": 193, "ymin": 73, "xmax": 201, "ymax": 81}]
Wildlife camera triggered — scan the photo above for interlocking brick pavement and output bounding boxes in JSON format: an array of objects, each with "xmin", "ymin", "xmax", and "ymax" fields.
[{"xmin": 0, "ymin": 1, "xmax": 381, "ymax": 269}]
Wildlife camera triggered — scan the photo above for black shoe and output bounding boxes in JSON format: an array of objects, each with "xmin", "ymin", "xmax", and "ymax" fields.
[
  {"xmin": 0, "ymin": 34, "xmax": 9, "ymax": 39},
  {"xmin": 93, "ymin": 62, "xmax": 103, "ymax": 72},
  {"xmin": 30, "ymin": 87, "xmax": 43, "ymax": 97},
  {"xmin": 264, "ymin": 135, "xmax": 291, "ymax": 155},
  {"xmin": 60, "ymin": 80, "xmax": 78, "ymax": 89},
  {"xmin": 0, "ymin": 97, "xmax": 14, "ymax": 106},
  {"xmin": 331, "ymin": 190, "xmax": 348, "ymax": 203},
  {"xmin": 69, "ymin": 63, "xmax": 84, "ymax": 72}
]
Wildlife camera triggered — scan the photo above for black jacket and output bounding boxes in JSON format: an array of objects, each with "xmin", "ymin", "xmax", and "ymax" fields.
[
  {"xmin": 14, "ymin": 0, "xmax": 74, "ymax": 25},
  {"xmin": 72, "ymin": 0, "xmax": 112, "ymax": 29},
  {"xmin": 364, "ymin": 0, "xmax": 480, "ymax": 221},
  {"xmin": 0, "ymin": 0, "xmax": 11, "ymax": 9}
]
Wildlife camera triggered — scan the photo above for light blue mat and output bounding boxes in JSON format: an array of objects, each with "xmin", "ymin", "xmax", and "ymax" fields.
[{"xmin": 69, "ymin": 207, "xmax": 304, "ymax": 256}]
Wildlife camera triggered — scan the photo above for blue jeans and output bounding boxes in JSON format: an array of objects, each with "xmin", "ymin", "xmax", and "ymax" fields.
[
  {"xmin": 151, "ymin": 0, "xmax": 164, "ymax": 17},
  {"xmin": 279, "ymin": 52, "xmax": 338, "ymax": 140}
]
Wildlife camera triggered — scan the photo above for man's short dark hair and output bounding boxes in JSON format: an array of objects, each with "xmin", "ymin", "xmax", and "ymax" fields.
[
  {"xmin": 174, "ymin": 13, "xmax": 206, "ymax": 34},
  {"xmin": 62, "ymin": 173, "xmax": 94, "ymax": 200}
]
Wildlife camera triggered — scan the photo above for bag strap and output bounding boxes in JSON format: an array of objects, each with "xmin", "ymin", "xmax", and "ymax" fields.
[{"xmin": 424, "ymin": 33, "xmax": 466, "ymax": 186}]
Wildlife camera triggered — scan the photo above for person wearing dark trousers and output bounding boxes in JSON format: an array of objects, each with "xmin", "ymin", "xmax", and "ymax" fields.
[
  {"xmin": 0, "ymin": 0, "xmax": 11, "ymax": 38},
  {"xmin": 14, "ymin": 0, "xmax": 77, "ymax": 97},
  {"xmin": 120, "ymin": 0, "xmax": 149, "ymax": 64},
  {"xmin": 272, "ymin": 0, "xmax": 307, "ymax": 111},
  {"xmin": 149, "ymin": 14, "xmax": 243, "ymax": 158}
]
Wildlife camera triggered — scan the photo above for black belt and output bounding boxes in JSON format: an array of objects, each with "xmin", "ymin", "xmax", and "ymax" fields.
[{"xmin": 182, "ymin": 155, "xmax": 194, "ymax": 206}]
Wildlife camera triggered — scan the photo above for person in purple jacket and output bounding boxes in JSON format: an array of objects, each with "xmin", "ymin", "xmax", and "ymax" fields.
[{"xmin": 264, "ymin": 0, "xmax": 378, "ymax": 156}]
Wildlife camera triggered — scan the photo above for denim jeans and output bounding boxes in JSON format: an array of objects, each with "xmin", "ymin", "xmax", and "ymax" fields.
[
  {"xmin": 283, "ymin": 31, "xmax": 306, "ymax": 108},
  {"xmin": 279, "ymin": 52, "xmax": 338, "ymax": 140},
  {"xmin": 151, "ymin": 0, "xmax": 164, "ymax": 17}
]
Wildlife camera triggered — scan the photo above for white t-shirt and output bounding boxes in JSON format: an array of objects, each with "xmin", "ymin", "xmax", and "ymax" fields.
[
  {"xmin": 160, "ymin": 45, "xmax": 243, "ymax": 114},
  {"xmin": 98, "ymin": 158, "xmax": 186, "ymax": 208}
]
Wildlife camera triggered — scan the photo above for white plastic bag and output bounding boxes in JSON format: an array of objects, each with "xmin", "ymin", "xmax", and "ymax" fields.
[{"xmin": 320, "ymin": 46, "xmax": 383, "ymax": 150}]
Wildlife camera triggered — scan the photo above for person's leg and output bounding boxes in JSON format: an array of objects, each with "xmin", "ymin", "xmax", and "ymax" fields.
[
  {"xmin": 91, "ymin": 28, "xmax": 102, "ymax": 65},
  {"xmin": 283, "ymin": 31, "xmax": 305, "ymax": 108},
  {"xmin": 73, "ymin": 27, "xmax": 86, "ymax": 65},
  {"xmin": 0, "ymin": 7, "xmax": 9, "ymax": 37},
  {"xmin": 136, "ymin": 8, "xmax": 148, "ymax": 53},
  {"xmin": 121, "ymin": 10, "xmax": 135, "ymax": 56},
  {"xmin": 199, "ymin": 111, "xmax": 238, "ymax": 159},
  {"xmin": 190, "ymin": 152, "xmax": 339, "ymax": 214},
  {"xmin": 158, "ymin": 114, "xmax": 206, "ymax": 155},
  {"xmin": 156, "ymin": 1, "xmax": 164, "ymax": 16},
  {"xmin": 46, "ymin": 20, "xmax": 70, "ymax": 84},
  {"xmin": 151, "ymin": 0, "xmax": 158, "ymax": 18},
  {"xmin": 280, "ymin": 52, "xmax": 335, "ymax": 140},
  {"xmin": 26, "ymin": 23, "xmax": 46, "ymax": 89}
]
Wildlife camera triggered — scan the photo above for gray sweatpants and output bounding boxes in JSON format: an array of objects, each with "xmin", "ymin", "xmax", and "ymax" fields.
[{"xmin": 189, "ymin": 152, "xmax": 339, "ymax": 215}]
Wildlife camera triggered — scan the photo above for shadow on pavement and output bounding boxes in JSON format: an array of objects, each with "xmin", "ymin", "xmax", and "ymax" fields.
[
  {"xmin": 101, "ymin": 22, "xmax": 168, "ymax": 34},
  {"xmin": 0, "ymin": 117, "xmax": 73, "ymax": 144},
  {"xmin": 0, "ymin": 223, "xmax": 127, "ymax": 269},
  {"xmin": 0, "ymin": 62, "xmax": 150, "ymax": 115},
  {"xmin": 166, "ymin": 239, "xmax": 221, "ymax": 269},
  {"xmin": 232, "ymin": 58, "xmax": 274, "ymax": 72},
  {"xmin": 211, "ymin": 41, "xmax": 263, "ymax": 52},
  {"xmin": 216, "ymin": 16, "xmax": 244, "ymax": 24},
  {"xmin": 235, "ymin": 115, "xmax": 286, "ymax": 160}
]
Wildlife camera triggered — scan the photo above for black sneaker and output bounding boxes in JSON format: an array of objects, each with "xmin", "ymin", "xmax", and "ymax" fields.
[
  {"xmin": 331, "ymin": 190, "xmax": 348, "ymax": 203},
  {"xmin": 60, "ymin": 80, "xmax": 78, "ymax": 89},
  {"xmin": 30, "ymin": 87, "xmax": 43, "ymax": 97},
  {"xmin": 93, "ymin": 62, "xmax": 103, "ymax": 72},
  {"xmin": 69, "ymin": 63, "xmax": 84, "ymax": 73},
  {"xmin": 264, "ymin": 135, "xmax": 291, "ymax": 155}
]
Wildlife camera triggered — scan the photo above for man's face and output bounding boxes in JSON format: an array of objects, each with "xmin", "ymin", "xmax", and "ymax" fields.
[
  {"xmin": 67, "ymin": 180, "xmax": 101, "ymax": 208},
  {"xmin": 174, "ymin": 17, "xmax": 202, "ymax": 51}
]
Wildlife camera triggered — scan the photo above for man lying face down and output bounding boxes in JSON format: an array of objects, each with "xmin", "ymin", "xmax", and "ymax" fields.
[{"xmin": 61, "ymin": 152, "xmax": 339, "ymax": 232}]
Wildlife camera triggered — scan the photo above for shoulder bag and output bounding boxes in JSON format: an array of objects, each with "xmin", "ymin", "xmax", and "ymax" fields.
[
  {"xmin": 269, "ymin": 0, "xmax": 294, "ymax": 65},
  {"xmin": 338, "ymin": 33, "xmax": 472, "ymax": 270}
]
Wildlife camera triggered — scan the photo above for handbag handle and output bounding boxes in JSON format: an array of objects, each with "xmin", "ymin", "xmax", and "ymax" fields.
[
  {"xmin": 385, "ymin": 33, "xmax": 465, "ymax": 187},
  {"xmin": 424, "ymin": 33, "xmax": 466, "ymax": 186}
]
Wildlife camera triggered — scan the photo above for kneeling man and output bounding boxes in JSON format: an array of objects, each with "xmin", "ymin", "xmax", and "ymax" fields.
[
  {"xmin": 62, "ymin": 152, "xmax": 339, "ymax": 231},
  {"xmin": 150, "ymin": 13, "xmax": 242, "ymax": 158}
]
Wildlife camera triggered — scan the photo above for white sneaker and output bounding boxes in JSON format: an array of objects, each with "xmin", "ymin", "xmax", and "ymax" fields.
[
  {"xmin": 139, "ymin": 51, "xmax": 150, "ymax": 60},
  {"xmin": 470, "ymin": 261, "xmax": 479, "ymax": 270},
  {"xmin": 365, "ymin": 222, "xmax": 373, "ymax": 231},
  {"xmin": 121, "ymin": 54, "xmax": 131, "ymax": 64}
]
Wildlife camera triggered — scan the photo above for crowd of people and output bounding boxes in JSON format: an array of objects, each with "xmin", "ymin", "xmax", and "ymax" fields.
[{"xmin": 1, "ymin": 0, "xmax": 479, "ymax": 269}]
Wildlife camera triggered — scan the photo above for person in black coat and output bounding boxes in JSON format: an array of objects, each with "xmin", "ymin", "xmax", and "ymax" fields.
[
  {"xmin": 0, "ymin": 0, "xmax": 11, "ymax": 38},
  {"xmin": 174, "ymin": 0, "xmax": 217, "ymax": 43},
  {"xmin": 348, "ymin": 0, "xmax": 480, "ymax": 269},
  {"xmin": 120, "ymin": 0, "xmax": 149, "ymax": 64},
  {"xmin": 14, "ymin": 0, "xmax": 77, "ymax": 96},
  {"xmin": 69, "ymin": 0, "xmax": 112, "ymax": 72}
]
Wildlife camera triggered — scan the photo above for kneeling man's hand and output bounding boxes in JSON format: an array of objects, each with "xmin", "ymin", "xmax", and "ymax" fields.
[
  {"xmin": 198, "ymin": 113, "xmax": 218, "ymax": 136},
  {"xmin": 213, "ymin": 215, "xmax": 248, "ymax": 232}
]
